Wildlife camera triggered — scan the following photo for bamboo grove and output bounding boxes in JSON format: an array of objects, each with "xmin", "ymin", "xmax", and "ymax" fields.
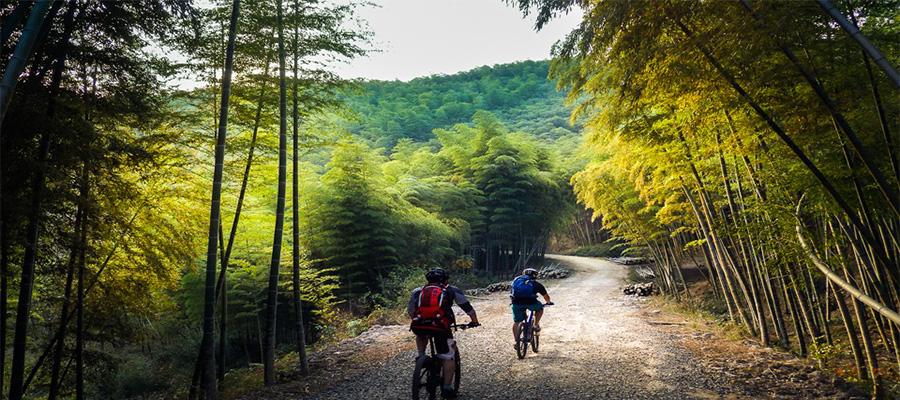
[{"xmin": 515, "ymin": 0, "xmax": 900, "ymax": 396}]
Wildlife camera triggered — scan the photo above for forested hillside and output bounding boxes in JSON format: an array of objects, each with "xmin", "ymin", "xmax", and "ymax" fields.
[{"xmin": 340, "ymin": 60, "xmax": 583, "ymax": 147}]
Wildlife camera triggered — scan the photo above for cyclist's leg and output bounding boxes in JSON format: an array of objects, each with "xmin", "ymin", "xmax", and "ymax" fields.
[
  {"xmin": 511, "ymin": 304, "xmax": 526, "ymax": 343},
  {"xmin": 531, "ymin": 303, "xmax": 545, "ymax": 330},
  {"xmin": 415, "ymin": 334, "xmax": 428, "ymax": 358},
  {"xmin": 433, "ymin": 332, "xmax": 456, "ymax": 391}
]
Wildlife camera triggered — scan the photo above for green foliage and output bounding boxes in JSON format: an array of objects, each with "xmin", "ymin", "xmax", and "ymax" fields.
[{"xmin": 340, "ymin": 60, "xmax": 583, "ymax": 146}]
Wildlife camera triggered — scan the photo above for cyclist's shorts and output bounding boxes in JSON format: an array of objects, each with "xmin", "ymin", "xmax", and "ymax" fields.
[
  {"xmin": 415, "ymin": 331, "xmax": 456, "ymax": 360},
  {"xmin": 511, "ymin": 303, "xmax": 544, "ymax": 323}
]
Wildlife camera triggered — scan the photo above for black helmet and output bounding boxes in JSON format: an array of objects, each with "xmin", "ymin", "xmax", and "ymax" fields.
[
  {"xmin": 426, "ymin": 267, "xmax": 449, "ymax": 283},
  {"xmin": 523, "ymin": 268, "xmax": 538, "ymax": 278}
]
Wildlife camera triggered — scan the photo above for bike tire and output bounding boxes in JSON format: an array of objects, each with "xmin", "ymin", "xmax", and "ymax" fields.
[
  {"xmin": 412, "ymin": 356, "xmax": 434, "ymax": 400},
  {"xmin": 531, "ymin": 331, "xmax": 539, "ymax": 353},
  {"xmin": 516, "ymin": 324, "xmax": 529, "ymax": 359}
]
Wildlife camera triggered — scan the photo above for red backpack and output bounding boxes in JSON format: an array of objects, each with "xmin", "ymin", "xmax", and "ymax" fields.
[{"xmin": 410, "ymin": 284, "xmax": 452, "ymax": 334}]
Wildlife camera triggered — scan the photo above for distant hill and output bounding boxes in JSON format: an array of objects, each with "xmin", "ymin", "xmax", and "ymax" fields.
[{"xmin": 341, "ymin": 60, "xmax": 582, "ymax": 148}]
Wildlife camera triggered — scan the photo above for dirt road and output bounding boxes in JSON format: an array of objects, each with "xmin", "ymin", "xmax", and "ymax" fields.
[
  {"xmin": 246, "ymin": 255, "xmax": 861, "ymax": 399},
  {"xmin": 304, "ymin": 255, "xmax": 730, "ymax": 399}
]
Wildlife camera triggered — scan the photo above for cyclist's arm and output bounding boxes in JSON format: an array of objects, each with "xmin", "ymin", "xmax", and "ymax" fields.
[
  {"xmin": 452, "ymin": 287, "xmax": 480, "ymax": 325},
  {"xmin": 535, "ymin": 281, "xmax": 551, "ymax": 304},
  {"xmin": 459, "ymin": 301, "xmax": 479, "ymax": 325},
  {"xmin": 406, "ymin": 288, "xmax": 421, "ymax": 319}
]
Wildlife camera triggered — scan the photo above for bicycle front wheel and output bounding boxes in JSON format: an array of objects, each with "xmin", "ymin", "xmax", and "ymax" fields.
[{"xmin": 531, "ymin": 331, "xmax": 540, "ymax": 353}]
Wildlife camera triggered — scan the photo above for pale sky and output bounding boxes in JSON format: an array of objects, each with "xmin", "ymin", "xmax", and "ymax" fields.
[{"xmin": 333, "ymin": 0, "xmax": 583, "ymax": 81}]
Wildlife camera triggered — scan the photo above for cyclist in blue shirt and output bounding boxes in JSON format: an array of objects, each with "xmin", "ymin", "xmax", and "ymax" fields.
[{"xmin": 510, "ymin": 268, "xmax": 552, "ymax": 348}]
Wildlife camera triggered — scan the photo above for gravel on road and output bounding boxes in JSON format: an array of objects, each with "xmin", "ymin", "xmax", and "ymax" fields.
[
  {"xmin": 306, "ymin": 255, "xmax": 729, "ymax": 399},
  {"xmin": 244, "ymin": 255, "xmax": 864, "ymax": 400}
]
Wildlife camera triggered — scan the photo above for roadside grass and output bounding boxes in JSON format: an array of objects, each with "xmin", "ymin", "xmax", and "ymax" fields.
[{"xmin": 647, "ymin": 294, "xmax": 749, "ymax": 342}]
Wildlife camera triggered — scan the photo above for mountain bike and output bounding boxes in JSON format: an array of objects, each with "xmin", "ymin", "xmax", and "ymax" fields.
[
  {"xmin": 515, "ymin": 302, "xmax": 553, "ymax": 359},
  {"xmin": 412, "ymin": 323, "xmax": 478, "ymax": 400}
]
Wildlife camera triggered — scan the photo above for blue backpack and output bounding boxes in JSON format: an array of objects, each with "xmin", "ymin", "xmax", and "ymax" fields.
[{"xmin": 511, "ymin": 275, "xmax": 536, "ymax": 299}]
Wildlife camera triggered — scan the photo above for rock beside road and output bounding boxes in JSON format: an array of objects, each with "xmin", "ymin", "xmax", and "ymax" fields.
[
  {"xmin": 538, "ymin": 263, "xmax": 570, "ymax": 279},
  {"xmin": 485, "ymin": 281, "xmax": 510, "ymax": 293},
  {"xmin": 466, "ymin": 264, "xmax": 572, "ymax": 296},
  {"xmin": 624, "ymin": 282, "xmax": 658, "ymax": 296},
  {"xmin": 607, "ymin": 256, "xmax": 651, "ymax": 265}
]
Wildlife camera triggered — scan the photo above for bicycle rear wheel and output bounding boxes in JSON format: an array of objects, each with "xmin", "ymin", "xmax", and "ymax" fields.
[
  {"xmin": 412, "ymin": 356, "xmax": 436, "ymax": 400},
  {"xmin": 516, "ymin": 323, "xmax": 529, "ymax": 359}
]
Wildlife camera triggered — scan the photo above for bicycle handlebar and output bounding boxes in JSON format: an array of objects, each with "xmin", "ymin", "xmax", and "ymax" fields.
[{"xmin": 449, "ymin": 322, "xmax": 480, "ymax": 331}]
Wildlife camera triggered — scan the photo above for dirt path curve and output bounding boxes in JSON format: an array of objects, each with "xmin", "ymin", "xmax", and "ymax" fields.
[{"xmin": 305, "ymin": 255, "xmax": 729, "ymax": 399}]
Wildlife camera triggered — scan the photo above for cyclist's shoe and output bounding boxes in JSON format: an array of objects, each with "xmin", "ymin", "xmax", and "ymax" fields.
[
  {"xmin": 533, "ymin": 325, "xmax": 541, "ymax": 332},
  {"xmin": 441, "ymin": 387, "xmax": 458, "ymax": 399}
]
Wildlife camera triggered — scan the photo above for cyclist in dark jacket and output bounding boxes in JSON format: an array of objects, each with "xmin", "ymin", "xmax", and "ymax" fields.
[
  {"xmin": 510, "ymin": 268, "xmax": 552, "ymax": 347},
  {"xmin": 408, "ymin": 268, "xmax": 479, "ymax": 399}
]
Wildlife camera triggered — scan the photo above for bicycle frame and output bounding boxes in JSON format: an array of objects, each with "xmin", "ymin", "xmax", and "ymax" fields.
[{"xmin": 515, "ymin": 303, "xmax": 551, "ymax": 359}]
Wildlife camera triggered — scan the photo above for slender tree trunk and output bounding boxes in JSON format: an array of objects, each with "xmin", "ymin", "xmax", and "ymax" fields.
[
  {"xmin": 815, "ymin": 0, "xmax": 900, "ymax": 87},
  {"xmin": 46, "ymin": 2, "xmax": 80, "ymax": 396},
  {"xmin": 291, "ymin": 0, "xmax": 309, "ymax": 374},
  {"xmin": 832, "ymin": 281, "xmax": 866, "ymax": 380},
  {"xmin": 0, "ymin": 214, "xmax": 6, "ymax": 399},
  {"xmin": 48, "ymin": 208, "xmax": 81, "ymax": 400},
  {"xmin": 780, "ymin": 268, "xmax": 807, "ymax": 356},
  {"xmin": 264, "ymin": 0, "xmax": 289, "ymax": 386},
  {"xmin": 0, "ymin": 0, "xmax": 52, "ymax": 123},
  {"xmin": 0, "ymin": 1, "xmax": 30, "ymax": 48},
  {"xmin": 74, "ymin": 172, "xmax": 88, "ymax": 400},
  {"xmin": 8, "ymin": 55, "xmax": 51, "ymax": 400},
  {"xmin": 199, "ymin": 1, "xmax": 240, "ymax": 398}
]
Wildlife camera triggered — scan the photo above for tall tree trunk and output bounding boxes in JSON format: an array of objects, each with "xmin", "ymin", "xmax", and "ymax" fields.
[
  {"xmin": 199, "ymin": 1, "xmax": 240, "ymax": 398},
  {"xmin": 291, "ymin": 0, "xmax": 309, "ymax": 375},
  {"xmin": 264, "ymin": 0, "xmax": 289, "ymax": 386},
  {"xmin": 46, "ymin": 2, "xmax": 80, "ymax": 397},
  {"xmin": 74, "ymin": 171, "xmax": 88, "ymax": 400},
  {"xmin": 0, "ymin": 0, "xmax": 52, "ymax": 123},
  {"xmin": 0, "ymin": 0, "xmax": 30, "ymax": 48},
  {"xmin": 814, "ymin": 0, "xmax": 900, "ymax": 87},
  {"xmin": 0, "ymin": 205, "xmax": 8, "ymax": 399},
  {"xmin": 48, "ymin": 207, "xmax": 81, "ymax": 400}
]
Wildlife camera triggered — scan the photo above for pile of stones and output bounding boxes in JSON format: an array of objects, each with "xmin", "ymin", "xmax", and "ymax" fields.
[
  {"xmin": 623, "ymin": 282, "xmax": 658, "ymax": 296},
  {"xmin": 607, "ymin": 256, "xmax": 651, "ymax": 265},
  {"xmin": 538, "ymin": 263, "xmax": 571, "ymax": 279}
]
